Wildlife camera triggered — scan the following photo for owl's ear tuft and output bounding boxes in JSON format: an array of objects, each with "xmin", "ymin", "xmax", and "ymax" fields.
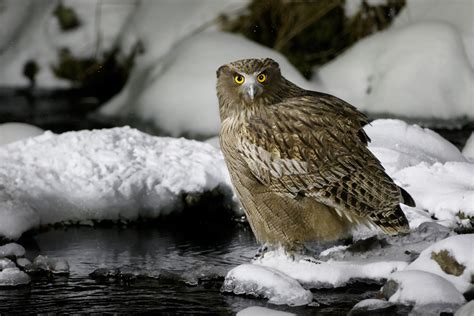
[{"xmin": 216, "ymin": 65, "xmax": 230, "ymax": 78}]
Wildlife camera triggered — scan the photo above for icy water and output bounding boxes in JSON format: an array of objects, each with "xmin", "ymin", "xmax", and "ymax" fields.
[{"xmin": 0, "ymin": 224, "xmax": 407, "ymax": 315}]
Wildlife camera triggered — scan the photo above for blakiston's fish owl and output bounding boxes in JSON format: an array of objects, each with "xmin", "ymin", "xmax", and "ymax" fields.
[{"xmin": 216, "ymin": 58, "xmax": 414, "ymax": 251}]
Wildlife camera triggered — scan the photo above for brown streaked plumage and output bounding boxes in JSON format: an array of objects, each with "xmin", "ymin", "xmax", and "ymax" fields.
[{"xmin": 216, "ymin": 58, "xmax": 414, "ymax": 251}]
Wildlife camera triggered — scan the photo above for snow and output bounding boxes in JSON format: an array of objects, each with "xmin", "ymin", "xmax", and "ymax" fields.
[
  {"xmin": 237, "ymin": 306, "xmax": 296, "ymax": 316},
  {"xmin": 0, "ymin": 243, "xmax": 26, "ymax": 258},
  {"xmin": 0, "ymin": 126, "xmax": 231, "ymax": 239},
  {"xmin": 255, "ymin": 250, "xmax": 407, "ymax": 289},
  {"xmin": 365, "ymin": 119, "xmax": 474, "ymax": 226},
  {"xmin": 317, "ymin": 22, "xmax": 474, "ymax": 120},
  {"xmin": 456, "ymin": 301, "xmax": 474, "ymax": 316},
  {"xmin": 405, "ymin": 234, "xmax": 473, "ymax": 294},
  {"xmin": 0, "ymin": 122, "xmax": 44, "ymax": 146},
  {"xmin": 463, "ymin": 133, "xmax": 474, "ymax": 161},
  {"xmin": 0, "ymin": 267, "xmax": 31, "ymax": 287},
  {"xmin": 392, "ymin": 0, "xmax": 474, "ymax": 66},
  {"xmin": 222, "ymin": 264, "xmax": 313, "ymax": 306},
  {"xmin": 101, "ymin": 31, "xmax": 310, "ymax": 137},
  {"xmin": 31, "ymin": 255, "xmax": 70, "ymax": 275},
  {"xmin": 383, "ymin": 270, "xmax": 466, "ymax": 305},
  {"xmin": 349, "ymin": 299, "xmax": 394, "ymax": 314}
]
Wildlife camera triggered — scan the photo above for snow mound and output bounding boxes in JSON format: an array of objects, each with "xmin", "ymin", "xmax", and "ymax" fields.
[
  {"xmin": 365, "ymin": 120, "xmax": 474, "ymax": 226},
  {"xmin": 317, "ymin": 22, "xmax": 474, "ymax": 120},
  {"xmin": 462, "ymin": 133, "xmax": 474, "ymax": 161},
  {"xmin": 0, "ymin": 243, "xmax": 26, "ymax": 258},
  {"xmin": 256, "ymin": 250, "xmax": 407, "ymax": 288},
  {"xmin": 0, "ymin": 267, "xmax": 31, "ymax": 287},
  {"xmin": 0, "ymin": 123, "xmax": 44, "ymax": 146},
  {"xmin": 383, "ymin": 270, "xmax": 466, "ymax": 306},
  {"xmin": 237, "ymin": 306, "xmax": 296, "ymax": 316},
  {"xmin": 349, "ymin": 299, "xmax": 394, "ymax": 315},
  {"xmin": 456, "ymin": 301, "xmax": 474, "ymax": 316},
  {"xmin": 0, "ymin": 127, "xmax": 230, "ymax": 239},
  {"xmin": 405, "ymin": 234, "xmax": 474, "ymax": 294},
  {"xmin": 101, "ymin": 31, "xmax": 311, "ymax": 138},
  {"xmin": 222, "ymin": 264, "xmax": 313, "ymax": 306}
]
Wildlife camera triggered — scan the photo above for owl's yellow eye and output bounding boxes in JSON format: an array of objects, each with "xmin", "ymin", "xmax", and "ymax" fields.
[
  {"xmin": 257, "ymin": 73, "xmax": 267, "ymax": 83},
  {"xmin": 234, "ymin": 75, "xmax": 245, "ymax": 85}
]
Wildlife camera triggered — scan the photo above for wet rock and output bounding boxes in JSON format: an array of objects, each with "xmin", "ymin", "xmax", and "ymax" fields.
[
  {"xmin": 431, "ymin": 249, "xmax": 465, "ymax": 276},
  {"xmin": 89, "ymin": 267, "xmax": 121, "ymax": 281},
  {"xmin": 381, "ymin": 280, "xmax": 399, "ymax": 300},
  {"xmin": 0, "ymin": 243, "xmax": 25, "ymax": 258},
  {"xmin": 349, "ymin": 299, "xmax": 395, "ymax": 315},
  {"xmin": 0, "ymin": 267, "xmax": 31, "ymax": 287}
]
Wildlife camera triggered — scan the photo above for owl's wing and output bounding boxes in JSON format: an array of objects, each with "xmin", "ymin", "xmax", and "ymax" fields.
[{"xmin": 238, "ymin": 94, "xmax": 410, "ymax": 234}]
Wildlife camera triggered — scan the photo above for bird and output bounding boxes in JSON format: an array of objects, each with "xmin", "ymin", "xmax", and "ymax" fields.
[{"xmin": 216, "ymin": 58, "xmax": 415, "ymax": 253}]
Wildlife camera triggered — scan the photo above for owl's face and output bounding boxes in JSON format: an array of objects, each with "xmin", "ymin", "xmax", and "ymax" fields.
[{"xmin": 216, "ymin": 58, "xmax": 282, "ymax": 104}]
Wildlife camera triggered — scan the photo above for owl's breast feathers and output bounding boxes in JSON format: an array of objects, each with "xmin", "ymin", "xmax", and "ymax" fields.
[{"xmin": 231, "ymin": 93, "xmax": 411, "ymax": 234}]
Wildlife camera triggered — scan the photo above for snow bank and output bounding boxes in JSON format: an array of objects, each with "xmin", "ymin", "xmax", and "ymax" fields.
[
  {"xmin": 383, "ymin": 270, "xmax": 466, "ymax": 305},
  {"xmin": 255, "ymin": 250, "xmax": 407, "ymax": 289},
  {"xmin": 0, "ymin": 268, "xmax": 31, "ymax": 287},
  {"xmin": 405, "ymin": 234, "xmax": 473, "ymax": 294},
  {"xmin": 0, "ymin": 127, "xmax": 231, "ymax": 239},
  {"xmin": 0, "ymin": 122, "xmax": 44, "ymax": 146},
  {"xmin": 0, "ymin": 243, "xmax": 26, "ymax": 258},
  {"xmin": 365, "ymin": 119, "xmax": 473, "ymax": 226},
  {"xmin": 222, "ymin": 264, "xmax": 313, "ymax": 306},
  {"xmin": 101, "ymin": 31, "xmax": 310, "ymax": 137},
  {"xmin": 0, "ymin": 0, "xmax": 136, "ymax": 87},
  {"xmin": 317, "ymin": 22, "xmax": 474, "ymax": 120}
]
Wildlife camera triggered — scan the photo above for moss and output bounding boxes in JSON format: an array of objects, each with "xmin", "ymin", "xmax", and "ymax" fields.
[
  {"xmin": 431, "ymin": 249, "xmax": 465, "ymax": 276},
  {"xmin": 221, "ymin": 0, "xmax": 405, "ymax": 78},
  {"xmin": 53, "ymin": 2, "xmax": 81, "ymax": 31}
]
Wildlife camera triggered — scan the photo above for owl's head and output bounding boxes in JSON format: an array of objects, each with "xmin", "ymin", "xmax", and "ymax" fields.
[{"xmin": 216, "ymin": 58, "xmax": 282, "ymax": 104}]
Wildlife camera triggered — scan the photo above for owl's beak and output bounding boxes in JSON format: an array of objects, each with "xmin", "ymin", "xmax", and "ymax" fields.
[{"xmin": 244, "ymin": 83, "xmax": 260, "ymax": 100}]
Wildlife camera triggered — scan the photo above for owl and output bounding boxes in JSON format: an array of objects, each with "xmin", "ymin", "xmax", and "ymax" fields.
[{"xmin": 216, "ymin": 58, "xmax": 414, "ymax": 252}]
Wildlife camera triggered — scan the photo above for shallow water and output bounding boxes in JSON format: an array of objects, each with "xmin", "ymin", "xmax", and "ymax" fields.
[{"xmin": 0, "ymin": 224, "xmax": 409, "ymax": 315}]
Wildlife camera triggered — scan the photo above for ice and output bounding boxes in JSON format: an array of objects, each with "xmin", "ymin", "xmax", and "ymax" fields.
[
  {"xmin": 383, "ymin": 270, "xmax": 466, "ymax": 305},
  {"xmin": 463, "ymin": 133, "xmax": 474, "ymax": 161},
  {"xmin": 0, "ymin": 243, "xmax": 26, "ymax": 258},
  {"xmin": 405, "ymin": 234, "xmax": 473, "ymax": 294},
  {"xmin": 101, "ymin": 31, "xmax": 311, "ymax": 137},
  {"xmin": 0, "ymin": 267, "xmax": 31, "ymax": 287},
  {"xmin": 237, "ymin": 306, "xmax": 296, "ymax": 316},
  {"xmin": 317, "ymin": 22, "xmax": 473, "ymax": 120},
  {"xmin": 255, "ymin": 249, "xmax": 407, "ymax": 289},
  {"xmin": 222, "ymin": 264, "xmax": 313, "ymax": 306},
  {"xmin": 28, "ymin": 255, "xmax": 70, "ymax": 275},
  {"xmin": 0, "ymin": 123, "xmax": 44, "ymax": 146},
  {"xmin": 0, "ymin": 127, "xmax": 231, "ymax": 239}
]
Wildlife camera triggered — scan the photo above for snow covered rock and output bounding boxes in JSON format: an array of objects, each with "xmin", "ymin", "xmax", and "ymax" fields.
[
  {"xmin": 0, "ymin": 267, "xmax": 31, "ymax": 287},
  {"xmin": 348, "ymin": 299, "xmax": 395, "ymax": 315},
  {"xmin": 456, "ymin": 300, "xmax": 474, "ymax": 316},
  {"xmin": 365, "ymin": 119, "xmax": 474, "ymax": 227},
  {"xmin": 317, "ymin": 22, "xmax": 474, "ymax": 120},
  {"xmin": 0, "ymin": 243, "xmax": 26, "ymax": 258},
  {"xmin": 28, "ymin": 255, "xmax": 70, "ymax": 275},
  {"xmin": 222, "ymin": 264, "xmax": 313, "ymax": 306},
  {"xmin": 255, "ymin": 250, "xmax": 407, "ymax": 289},
  {"xmin": 382, "ymin": 270, "xmax": 466, "ymax": 305},
  {"xmin": 0, "ymin": 123, "xmax": 44, "ymax": 146},
  {"xmin": 0, "ymin": 127, "xmax": 231, "ymax": 239},
  {"xmin": 405, "ymin": 234, "xmax": 473, "ymax": 294},
  {"xmin": 0, "ymin": 258, "xmax": 16, "ymax": 270},
  {"xmin": 237, "ymin": 306, "xmax": 296, "ymax": 316},
  {"xmin": 101, "ymin": 31, "xmax": 310, "ymax": 138},
  {"xmin": 463, "ymin": 133, "xmax": 474, "ymax": 161}
]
